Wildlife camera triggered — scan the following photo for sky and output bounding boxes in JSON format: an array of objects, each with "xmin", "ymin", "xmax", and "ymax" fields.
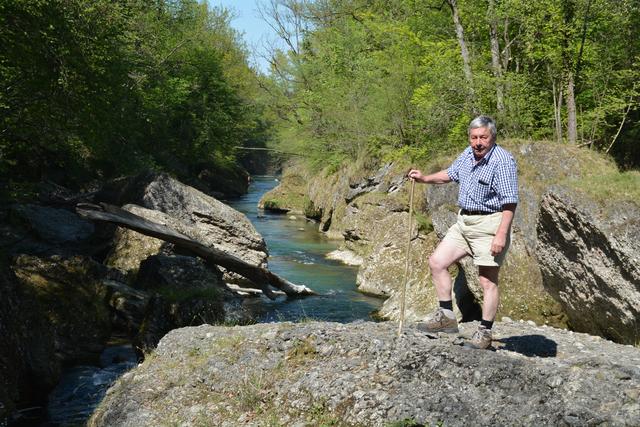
[{"xmin": 207, "ymin": 0, "xmax": 275, "ymax": 73}]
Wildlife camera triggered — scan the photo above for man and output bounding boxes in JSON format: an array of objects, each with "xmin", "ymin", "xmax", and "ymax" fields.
[{"xmin": 407, "ymin": 115, "xmax": 518, "ymax": 349}]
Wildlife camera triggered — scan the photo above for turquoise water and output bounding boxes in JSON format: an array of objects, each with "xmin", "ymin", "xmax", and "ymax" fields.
[{"xmin": 227, "ymin": 176, "xmax": 382, "ymax": 322}]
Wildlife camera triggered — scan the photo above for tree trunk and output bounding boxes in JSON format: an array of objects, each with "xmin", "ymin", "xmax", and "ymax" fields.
[
  {"xmin": 447, "ymin": 0, "xmax": 475, "ymax": 109},
  {"xmin": 488, "ymin": 0, "xmax": 504, "ymax": 114},
  {"xmin": 75, "ymin": 203, "xmax": 316, "ymax": 299},
  {"xmin": 566, "ymin": 71, "xmax": 577, "ymax": 144},
  {"xmin": 552, "ymin": 76, "xmax": 563, "ymax": 142}
]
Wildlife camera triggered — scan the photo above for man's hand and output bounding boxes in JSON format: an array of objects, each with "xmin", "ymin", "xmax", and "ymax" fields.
[
  {"xmin": 407, "ymin": 169, "xmax": 451, "ymax": 185},
  {"xmin": 490, "ymin": 232, "xmax": 507, "ymax": 256},
  {"xmin": 407, "ymin": 169, "xmax": 423, "ymax": 181}
]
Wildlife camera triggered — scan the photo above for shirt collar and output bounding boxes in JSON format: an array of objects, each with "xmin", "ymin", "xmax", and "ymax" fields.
[{"xmin": 468, "ymin": 143, "xmax": 497, "ymax": 165}]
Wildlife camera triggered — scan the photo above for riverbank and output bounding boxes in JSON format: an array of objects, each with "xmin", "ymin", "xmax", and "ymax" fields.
[
  {"xmin": 226, "ymin": 176, "xmax": 382, "ymax": 323},
  {"xmin": 1, "ymin": 173, "xmax": 382, "ymax": 426},
  {"xmin": 89, "ymin": 320, "xmax": 640, "ymax": 426},
  {"xmin": 258, "ymin": 140, "xmax": 640, "ymax": 344}
]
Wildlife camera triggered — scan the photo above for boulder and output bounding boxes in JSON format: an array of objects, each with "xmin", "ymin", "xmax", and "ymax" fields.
[
  {"xmin": 133, "ymin": 254, "xmax": 251, "ymax": 351},
  {"xmin": 102, "ymin": 172, "xmax": 267, "ymax": 276},
  {"xmin": 0, "ymin": 264, "xmax": 60, "ymax": 421},
  {"xmin": 89, "ymin": 321, "xmax": 640, "ymax": 427},
  {"xmin": 364, "ymin": 233, "xmax": 441, "ymax": 322},
  {"xmin": 7, "ymin": 204, "xmax": 96, "ymax": 256},
  {"xmin": 258, "ymin": 167, "xmax": 308, "ymax": 214},
  {"xmin": 537, "ymin": 186, "xmax": 640, "ymax": 344},
  {"xmin": 192, "ymin": 163, "xmax": 249, "ymax": 199},
  {"xmin": 10, "ymin": 255, "xmax": 114, "ymax": 364}
]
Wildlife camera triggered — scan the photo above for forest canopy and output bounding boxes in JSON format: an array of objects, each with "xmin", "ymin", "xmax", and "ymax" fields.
[
  {"xmin": 1, "ymin": 0, "xmax": 638, "ymax": 195},
  {"xmin": 259, "ymin": 0, "xmax": 639, "ymax": 169},
  {"xmin": 0, "ymin": 0, "xmax": 268, "ymax": 190}
]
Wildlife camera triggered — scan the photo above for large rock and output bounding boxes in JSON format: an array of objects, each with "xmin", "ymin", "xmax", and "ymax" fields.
[
  {"xmin": 0, "ymin": 264, "xmax": 60, "ymax": 421},
  {"xmin": 7, "ymin": 204, "xmax": 96, "ymax": 256},
  {"xmin": 89, "ymin": 321, "xmax": 640, "ymax": 427},
  {"xmin": 102, "ymin": 173, "xmax": 267, "ymax": 276},
  {"xmin": 427, "ymin": 183, "xmax": 565, "ymax": 327},
  {"xmin": 537, "ymin": 186, "xmax": 640, "ymax": 344},
  {"xmin": 10, "ymin": 255, "xmax": 114, "ymax": 364},
  {"xmin": 133, "ymin": 254, "xmax": 251, "ymax": 351},
  {"xmin": 258, "ymin": 166, "xmax": 308, "ymax": 214}
]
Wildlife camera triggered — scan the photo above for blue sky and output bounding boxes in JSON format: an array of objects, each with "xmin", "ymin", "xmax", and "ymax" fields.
[{"xmin": 207, "ymin": 0, "xmax": 274, "ymax": 73}]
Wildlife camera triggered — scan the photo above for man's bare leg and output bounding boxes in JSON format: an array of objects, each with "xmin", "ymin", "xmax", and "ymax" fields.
[
  {"xmin": 428, "ymin": 240, "xmax": 468, "ymax": 301},
  {"xmin": 478, "ymin": 265, "xmax": 500, "ymax": 321}
]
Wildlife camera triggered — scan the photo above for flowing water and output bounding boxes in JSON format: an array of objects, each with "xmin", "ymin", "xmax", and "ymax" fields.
[
  {"xmin": 32, "ymin": 175, "xmax": 381, "ymax": 427},
  {"xmin": 226, "ymin": 175, "xmax": 382, "ymax": 322}
]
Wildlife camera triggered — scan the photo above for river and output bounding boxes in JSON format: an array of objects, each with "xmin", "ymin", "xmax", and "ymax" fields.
[
  {"xmin": 35, "ymin": 175, "xmax": 381, "ymax": 427},
  {"xmin": 226, "ymin": 175, "xmax": 382, "ymax": 322}
]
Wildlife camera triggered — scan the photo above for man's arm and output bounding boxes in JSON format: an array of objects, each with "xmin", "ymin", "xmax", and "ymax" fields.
[
  {"xmin": 491, "ymin": 203, "xmax": 516, "ymax": 256},
  {"xmin": 407, "ymin": 169, "xmax": 452, "ymax": 184}
]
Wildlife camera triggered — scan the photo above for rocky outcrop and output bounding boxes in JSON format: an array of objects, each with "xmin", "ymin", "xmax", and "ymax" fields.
[
  {"xmin": 11, "ymin": 255, "xmax": 115, "ymax": 363},
  {"xmin": 90, "ymin": 321, "xmax": 640, "ymax": 427},
  {"xmin": 537, "ymin": 186, "xmax": 640, "ymax": 344},
  {"xmin": 0, "ymin": 263, "xmax": 60, "ymax": 421},
  {"xmin": 133, "ymin": 254, "xmax": 250, "ymax": 351},
  {"xmin": 265, "ymin": 142, "xmax": 629, "ymax": 330},
  {"xmin": 258, "ymin": 167, "xmax": 308, "ymax": 214},
  {"xmin": 102, "ymin": 173, "xmax": 267, "ymax": 277}
]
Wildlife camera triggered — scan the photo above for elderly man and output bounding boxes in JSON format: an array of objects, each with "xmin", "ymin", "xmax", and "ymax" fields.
[{"xmin": 408, "ymin": 115, "xmax": 518, "ymax": 349}]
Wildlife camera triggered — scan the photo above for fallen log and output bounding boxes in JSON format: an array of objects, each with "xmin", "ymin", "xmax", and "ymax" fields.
[{"xmin": 76, "ymin": 203, "xmax": 316, "ymax": 299}]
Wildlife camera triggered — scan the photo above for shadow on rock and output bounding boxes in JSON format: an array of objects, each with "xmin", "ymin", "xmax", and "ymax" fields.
[{"xmin": 495, "ymin": 334, "xmax": 557, "ymax": 357}]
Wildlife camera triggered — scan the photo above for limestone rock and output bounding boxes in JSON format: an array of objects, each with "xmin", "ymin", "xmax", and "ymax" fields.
[
  {"xmin": 103, "ymin": 172, "xmax": 267, "ymax": 276},
  {"xmin": 258, "ymin": 168, "xmax": 307, "ymax": 214},
  {"xmin": 133, "ymin": 254, "xmax": 250, "ymax": 351},
  {"xmin": 0, "ymin": 264, "xmax": 60, "ymax": 421},
  {"xmin": 8, "ymin": 204, "xmax": 96, "ymax": 256},
  {"xmin": 10, "ymin": 255, "xmax": 114, "ymax": 364},
  {"xmin": 537, "ymin": 186, "xmax": 640, "ymax": 344},
  {"xmin": 89, "ymin": 321, "xmax": 640, "ymax": 427},
  {"xmin": 325, "ymin": 249, "xmax": 363, "ymax": 266}
]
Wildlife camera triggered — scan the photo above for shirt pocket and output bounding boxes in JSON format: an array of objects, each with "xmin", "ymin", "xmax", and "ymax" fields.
[{"xmin": 474, "ymin": 175, "xmax": 495, "ymax": 202}]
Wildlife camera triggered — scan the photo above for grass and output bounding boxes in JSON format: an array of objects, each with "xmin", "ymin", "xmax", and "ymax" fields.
[{"xmin": 567, "ymin": 170, "xmax": 640, "ymax": 205}]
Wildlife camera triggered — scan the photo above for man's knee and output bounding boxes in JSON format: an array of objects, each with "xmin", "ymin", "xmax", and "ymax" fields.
[{"xmin": 429, "ymin": 254, "xmax": 451, "ymax": 272}]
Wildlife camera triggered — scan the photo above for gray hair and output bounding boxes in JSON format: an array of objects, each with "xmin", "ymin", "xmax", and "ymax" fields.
[{"xmin": 468, "ymin": 115, "xmax": 497, "ymax": 142}]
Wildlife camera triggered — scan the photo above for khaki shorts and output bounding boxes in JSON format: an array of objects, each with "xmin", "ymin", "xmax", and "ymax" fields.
[{"xmin": 442, "ymin": 211, "xmax": 511, "ymax": 267}]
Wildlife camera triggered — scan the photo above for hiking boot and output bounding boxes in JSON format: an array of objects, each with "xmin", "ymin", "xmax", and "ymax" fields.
[
  {"xmin": 465, "ymin": 325, "xmax": 493, "ymax": 349},
  {"xmin": 416, "ymin": 308, "xmax": 459, "ymax": 333}
]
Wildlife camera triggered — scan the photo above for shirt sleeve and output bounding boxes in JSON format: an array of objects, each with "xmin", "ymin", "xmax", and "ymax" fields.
[
  {"xmin": 446, "ymin": 151, "xmax": 466, "ymax": 183},
  {"xmin": 495, "ymin": 156, "xmax": 519, "ymax": 205}
]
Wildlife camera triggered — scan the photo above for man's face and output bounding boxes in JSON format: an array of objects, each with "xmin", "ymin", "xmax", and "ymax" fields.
[{"xmin": 468, "ymin": 126, "xmax": 494, "ymax": 160}]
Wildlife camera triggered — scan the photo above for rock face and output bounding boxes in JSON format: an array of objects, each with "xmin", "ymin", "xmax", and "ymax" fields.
[
  {"xmin": 90, "ymin": 321, "xmax": 640, "ymax": 427},
  {"xmin": 133, "ymin": 254, "xmax": 250, "ymax": 351},
  {"xmin": 537, "ymin": 187, "xmax": 640, "ymax": 344},
  {"xmin": 103, "ymin": 173, "xmax": 267, "ymax": 276},
  {"xmin": 11, "ymin": 255, "xmax": 115, "ymax": 363},
  {"xmin": 0, "ymin": 264, "xmax": 60, "ymax": 420}
]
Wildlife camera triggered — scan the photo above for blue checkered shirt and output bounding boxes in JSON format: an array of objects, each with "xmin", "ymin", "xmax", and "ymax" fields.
[{"xmin": 446, "ymin": 144, "xmax": 518, "ymax": 213}]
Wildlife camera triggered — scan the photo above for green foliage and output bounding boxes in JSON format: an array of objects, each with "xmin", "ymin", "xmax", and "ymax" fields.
[
  {"xmin": 0, "ymin": 0, "xmax": 270, "ymax": 188},
  {"xmin": 413, "ymin": 211, "xmax": 433, "ymax": 234},
  {"xmin": 259, "ymin": 0, "xmax": 640, "ymax": 169}
]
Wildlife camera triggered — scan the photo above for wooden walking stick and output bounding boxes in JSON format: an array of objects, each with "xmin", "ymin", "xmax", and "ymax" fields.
[{"xmin": 398, "ymin": 178, "xmax": 415, "ymax": 337}]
